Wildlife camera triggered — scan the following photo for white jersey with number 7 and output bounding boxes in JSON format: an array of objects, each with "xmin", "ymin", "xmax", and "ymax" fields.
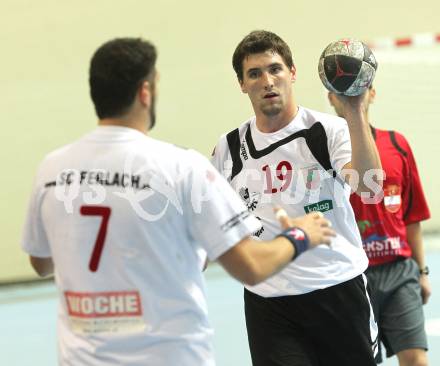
[{"xmin": 22, "ymin": 126, "xmax": 260, "ymax": 366}]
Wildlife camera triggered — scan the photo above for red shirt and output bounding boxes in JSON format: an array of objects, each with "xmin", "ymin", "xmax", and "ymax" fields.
[{"xmin": 350, "ymin": 127, "xmax": 430, "ymax": 266}]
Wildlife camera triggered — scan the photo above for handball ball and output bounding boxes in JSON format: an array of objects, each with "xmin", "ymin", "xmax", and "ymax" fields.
[{"xmin": 318, "ymin": 39, "xmax": 378, "ymax": 96}]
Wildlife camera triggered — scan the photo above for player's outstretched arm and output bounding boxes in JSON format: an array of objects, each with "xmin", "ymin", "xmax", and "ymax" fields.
[
  {"xmin": 217, "ymin": 211, "xmax": 335, "ymax": 286},
  {"xmin": 29, "ymin": 256, "xmax": 54, "ymax": 277}
]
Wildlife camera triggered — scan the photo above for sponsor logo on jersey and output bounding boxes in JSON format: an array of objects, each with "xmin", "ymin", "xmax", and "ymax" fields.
[
  {"xmin": 357, "ymin": 220, "xmax": 373, "ymax": 234},
  {"xmin": 303, "ymin": 166, "xmax": 321, "ymax": 191},
  {"xmin": 64, "ymin": 291, "xmax": 146, "ymax": 334},
  {"xmin": 253, "ymin": 226, "xmax": 265, "ymax": 237},
  {"xmin": 65, "ymin": 291, "xmax": 142, "ymax": 318},
  {"xmin": 362, "ymin": 234, "xmax": 402, "ymax": 258},
  {"xmin": 253, "ymin": 216, "xmax": 265, "ymax": 237},
  {"xmin": 239, "ymin": 187, "xmax": 259, "ymax": 211},
  {"xmin": 357, "ymin": 219, "xmax": 383, "ymax": 235},
  {"xmin": 220, "ymin": 211, "xmax": 251, "ymax": 232},
  {"xmin": 304, "ymin": 199, "xmax": 333, "ymax": 213},
  {"xmin": 240, "ymin": 143, "xmax": 249, "ymax": 160},
  {"xmin": 383, "ymin": 184, "xmax": 401, "ymax": 213}
]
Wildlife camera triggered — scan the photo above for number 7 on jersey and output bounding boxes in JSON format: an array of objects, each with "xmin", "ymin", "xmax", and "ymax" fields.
[{"xmin": 80, "ymin": 205, "xmax": 112, "ymax": 272}]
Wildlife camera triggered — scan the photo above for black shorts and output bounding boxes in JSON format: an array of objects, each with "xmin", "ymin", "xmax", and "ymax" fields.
[
  {"xmin": 244, "ymin": 274, "xmax": 378, "ymax": 366},
  {"xmin": 366, "ymin": 258, "xmax": 427, "ymax": 363}
]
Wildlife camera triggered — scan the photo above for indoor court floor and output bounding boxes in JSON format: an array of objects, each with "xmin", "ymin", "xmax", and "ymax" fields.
[{"xmin": 2, "ymin": 235, "xmax": 439, "ymax": 366}]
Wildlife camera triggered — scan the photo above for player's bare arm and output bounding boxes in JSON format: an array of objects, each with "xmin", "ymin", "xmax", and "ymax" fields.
[
  {"xmin": 217, "ymin": 211, "xmax": 335, "ymax": 286},
  {"xmin": 29, "ymin": 256, "xmax": 54, "ymax": 277},
  {"xmin": 321, "ymin": 40, "xmax": 383, "ymax": 196}
]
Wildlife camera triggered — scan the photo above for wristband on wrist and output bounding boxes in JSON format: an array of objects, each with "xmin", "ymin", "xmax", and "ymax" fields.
[
  {"xmin": 419, "ymin": 266, "xmax": 429, "ymax": 275},
  {"xmin": 277, "ymin": 227, "xmax": 310, "ymax": 261}
]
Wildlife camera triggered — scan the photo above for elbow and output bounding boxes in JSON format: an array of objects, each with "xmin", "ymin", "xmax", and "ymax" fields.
[
  {"xmin": 240, "ymin": 264, "xmax": 265, "ymax": 286},
  {"xmin": 244, "ymin": 276, "xmax": 263, "ymax": 287},
  {"xmin": 217, "ymin": 240, "xmax": 272, "ymax": 286},
  {"xmin": 33, "ymin": 268, "xmax": 51, "ymax": 278},
  {"xmin": 30, "ymin": 257, "xmax": 54, "ymax": 278},
  {"xmin": 32, "ymin": 265, "xmax": 51, "ymax": 278},
  {"xmin": 242, "ymin": 275, "xmax": 258, "ymax": 286},
  {"xmin": 227, "ymin": 260, "xmax": 264, "ymax": 286}
]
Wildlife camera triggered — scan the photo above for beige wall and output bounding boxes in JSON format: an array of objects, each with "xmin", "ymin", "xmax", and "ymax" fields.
[{"xmin": 1, "ymin": 0, "xmax": 438, "ymax": 281}]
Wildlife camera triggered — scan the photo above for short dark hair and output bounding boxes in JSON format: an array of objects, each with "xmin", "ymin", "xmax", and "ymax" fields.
[
  {"xmin": 89, "ymin": 38, "xmax": 157, "ymax": 119},
  {"xmin": 232, "ymin": 30, "xmax": 293, "ymax": 81}
]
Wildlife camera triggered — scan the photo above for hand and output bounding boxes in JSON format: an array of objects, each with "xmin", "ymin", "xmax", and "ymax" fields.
[
  {"xmin": 332, "ymin": 90, "xmax": 370, "ymax": 117},
  {"xmin": 274, "ymin": 208, "xmax": 336, "ymax": 247},
  {"xmin": 419, "ymin": 274, "xmax": 431, "ymax": 305}
]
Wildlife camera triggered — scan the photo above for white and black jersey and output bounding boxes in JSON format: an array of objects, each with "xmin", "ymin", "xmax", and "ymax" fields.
[{"xmin": 212, "ymin": 106, "xmax": 368, "ymax": 297}]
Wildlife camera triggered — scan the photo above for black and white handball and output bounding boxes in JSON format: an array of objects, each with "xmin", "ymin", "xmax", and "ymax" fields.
[{"xmin": 318, "ymin": 39, "xmax": 378, "ymax": 96}]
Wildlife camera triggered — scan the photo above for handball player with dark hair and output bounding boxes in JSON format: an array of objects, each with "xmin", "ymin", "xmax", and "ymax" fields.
[{"xmin": 212, "ymin": 30, "xmax": 382, "ymax": 365}]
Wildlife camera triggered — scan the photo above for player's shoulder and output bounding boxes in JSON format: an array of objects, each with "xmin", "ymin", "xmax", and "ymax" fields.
[
  {"xmin": 213, "ymin": 117, "xmax": 253, "ymax": 155},
  {"xmin": 218, "ymin": 118, "xmax": 252, "ymax": 141},
  {"xmin": 374, "ymin": 127, "xmax": 411, "ymax": 151},
  {"xmin": 390, "ymin": 129, "xmax": 410, "ymax": 147},
  {"xmin": 147, "ymin": 137, "xmax": 212, "ymax": 168},
  {"xmin": 300, "ymin": 106, "xmax": 348, "ymax": 141},
  {"xmin": 142, "ymin": 136, "xmax": 188, "ymax": 155},
  {"xmin": 43, "ymin": 142, "xmax": 76, "ymax": 162},
  {"xmin": 37, "ymin": 140, "xmax": 78, "ymax": 173},
  {"xmin": 27, "ymin": 139, "xmax": 79, "ymax": 187}
]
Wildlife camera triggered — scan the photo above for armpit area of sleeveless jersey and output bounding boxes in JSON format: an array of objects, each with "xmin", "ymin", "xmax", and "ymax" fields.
[
  {"xmin": 350, "ymin": 127, "xmax": 430, "ymax": 266},
  {"xmin": 212, "ymin": 106, "xmax": 368, "ymax": 297}
]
